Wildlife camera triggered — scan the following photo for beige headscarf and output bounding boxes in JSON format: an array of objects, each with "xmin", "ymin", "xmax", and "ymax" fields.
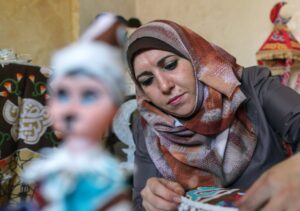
[{"xmin": 126, "ymin": 20, "xmax": 256, "ymax": 189}]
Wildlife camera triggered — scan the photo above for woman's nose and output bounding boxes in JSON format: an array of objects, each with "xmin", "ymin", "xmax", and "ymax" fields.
[{"xmin": 156, "ymin": 73, "xmax": 174, "ymax": 94}]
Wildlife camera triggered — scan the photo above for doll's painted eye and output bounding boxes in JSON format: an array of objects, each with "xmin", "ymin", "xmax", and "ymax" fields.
[
  {"xmin": 57, "ymin": 89, "xmax": 70, "ymax": 103},
  {"xmin": 81, "ymin": 90, "xmax": 98, "ymax": 105}
]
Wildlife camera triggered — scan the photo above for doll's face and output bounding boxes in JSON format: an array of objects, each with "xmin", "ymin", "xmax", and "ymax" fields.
[{"xmin": 48, "ymin": 74, "xmax": 118, "ymax": 141}]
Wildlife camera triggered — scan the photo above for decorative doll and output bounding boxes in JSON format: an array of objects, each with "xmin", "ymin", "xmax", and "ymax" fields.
[{"xmin": 22, "ymin": 13, "xmax": 131, "ymax": 211}]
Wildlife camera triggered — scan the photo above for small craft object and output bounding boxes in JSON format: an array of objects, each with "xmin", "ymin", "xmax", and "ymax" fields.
[{"xmin": 178, "ymin": 187, "xmax": 243, "ymax": 211}]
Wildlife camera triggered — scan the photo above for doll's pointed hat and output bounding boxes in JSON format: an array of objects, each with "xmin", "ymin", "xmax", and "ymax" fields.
[
  {"xmin": 80, "ymin": 12, "xmax": 127, "ymax": 48},
  {"xmin": 50, "ymin": 13, "xmax": 127, "ymax": 105}
]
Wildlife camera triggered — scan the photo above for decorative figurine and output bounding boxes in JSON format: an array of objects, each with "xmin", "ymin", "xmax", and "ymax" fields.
[{"xmin": 22, "ymin": 13, "xmax": 131, "ymax": 211}]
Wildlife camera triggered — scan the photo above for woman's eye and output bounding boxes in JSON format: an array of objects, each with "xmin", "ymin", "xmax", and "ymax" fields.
[
  {"xmin": 140, "ymin": 77, "xmax": 153, "ymax": 87},
  {"xmin": 57, "ymin": 89, "xmax": 69, "ymax": 103},
  {"xmin": 81, "ymin": 90, "xmax": 98, "ymax": 105},
  {"xmin": 164, "ymin": 60, "xmax": 178, "ymax": 71}
]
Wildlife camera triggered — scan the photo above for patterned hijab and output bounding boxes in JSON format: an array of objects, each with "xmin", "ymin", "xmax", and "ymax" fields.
[{"xmin": 126, "ymin": 20, "xmax": 256, "ymax": 189}]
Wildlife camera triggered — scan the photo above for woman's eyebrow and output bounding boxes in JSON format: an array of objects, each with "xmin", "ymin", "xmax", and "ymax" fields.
[
  {"xmin": 157, "ymin": 54, "xmax": 175, "ymax": 67},
  {"xmin": 136, "ymin": 54, "xmax": 176, "ymax": 80}
]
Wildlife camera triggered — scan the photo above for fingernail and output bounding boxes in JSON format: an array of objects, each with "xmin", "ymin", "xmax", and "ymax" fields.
[
  {"xmin": 173, "ymin": 196, "xmax": 181, "ymax": 203},
  {"xmin": 175, "ymin": 188, "xmax": 184, "ymax": 195}
]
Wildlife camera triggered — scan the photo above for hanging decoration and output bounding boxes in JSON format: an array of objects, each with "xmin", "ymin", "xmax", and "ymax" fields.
[{"xmin": 256, "ymin": 1, "xmax": 300, "ymax": 91}]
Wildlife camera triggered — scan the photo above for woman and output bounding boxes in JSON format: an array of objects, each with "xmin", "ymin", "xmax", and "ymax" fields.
[{"xmin": 126, "ymin": 20, "xmax": 300, "ymax": 211}]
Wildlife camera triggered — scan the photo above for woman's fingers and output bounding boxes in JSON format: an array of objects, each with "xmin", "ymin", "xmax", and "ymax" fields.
[
  {"xmin": 141, "ymin": 177, "xmax": 184, "ymax": 210},
  {"xmin": 246, "ymin": 185, "xmax": 300, "ymax": 211},
  {"xmin": 142, "ymin": 189, "xmax": 178, "ymax": 211},
  {"xmin": 159, "ymin": 178, "xmax": 185, "ymax": 196},
  {"xmin": 261, "ymin": 189, "xmax": 290, "ymax": 211},
  {"xmin": 239, "ymin": 154, "xmax": 300, "ymax": 211},
  {"xmin": 238, "ymin": 173, "xmax": 271, "ymax": 210}
]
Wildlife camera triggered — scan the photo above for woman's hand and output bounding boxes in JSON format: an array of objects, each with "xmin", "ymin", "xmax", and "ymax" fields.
[
  {"xmin": 141, "ymin": 177, "xmax": 185, "ymax": 211},
  {"xmin": 238, "ymin": 153, "xmax": 300, "ymax": 211}
]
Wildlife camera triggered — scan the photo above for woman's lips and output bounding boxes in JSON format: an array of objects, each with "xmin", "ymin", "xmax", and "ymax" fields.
[{"xmin": 167, "ymin": 94, "xmax": 184, "ymax": 105}]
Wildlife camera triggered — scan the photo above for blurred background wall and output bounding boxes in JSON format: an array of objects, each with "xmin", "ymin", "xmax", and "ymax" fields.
[
  {"xmin": 0, "ymin": 0, "xmax": 79, "ymax": 66},
  {"xmin": 1, "ymin": 0, "xmax": 299, "ymax": 67}
]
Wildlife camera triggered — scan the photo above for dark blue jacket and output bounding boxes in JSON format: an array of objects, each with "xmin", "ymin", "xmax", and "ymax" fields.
[{"xmin": 132, "ymin": 66, "xmax": 300, "ymax": 210}]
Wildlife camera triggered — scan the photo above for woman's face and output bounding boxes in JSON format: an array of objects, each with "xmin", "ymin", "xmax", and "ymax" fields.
[{"xmin": 133, "ymin": 49, "xmax": 196, "ymax": 117}]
